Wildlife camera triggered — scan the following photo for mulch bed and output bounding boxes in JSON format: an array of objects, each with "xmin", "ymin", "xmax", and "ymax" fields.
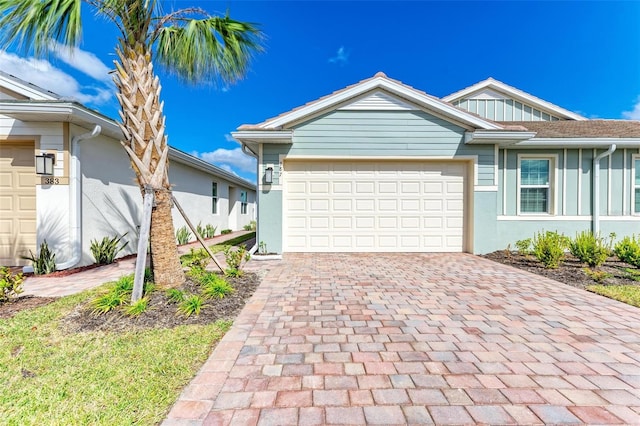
[
  {"xmin": 483, "ymin": 250, "xmax": 640, "ymax": 290},
  {"xmin": 0, "ymin": 296, "xmax": 58, "ymax": 319}
]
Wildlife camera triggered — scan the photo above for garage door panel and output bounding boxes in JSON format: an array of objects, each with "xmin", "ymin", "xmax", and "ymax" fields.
[{"xmin": 284, "ymin": 161, "xmax": 466, "ymax": 252}]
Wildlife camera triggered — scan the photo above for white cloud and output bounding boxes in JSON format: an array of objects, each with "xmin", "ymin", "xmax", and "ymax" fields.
[
  {"xmin": 623, "ymin": 96, "xmax": 640, "ymax": 120},
  {"xmin": 49, "ymin": 41, "xmax": 112, "ymax": 84},
  {"xmin": 329, "ymin": 46, "xmax": 349, "ymax": 66},
  {"xmin": 0, "ymin": 50, "xmax": 113, "ymax": 105},
  {"xmin": 224, "ymin": 133, "xmax": 236, "ymax": 142},
  {"xmin": 195, "ymin": 147, "xmax": 256, "ymax": 173}
]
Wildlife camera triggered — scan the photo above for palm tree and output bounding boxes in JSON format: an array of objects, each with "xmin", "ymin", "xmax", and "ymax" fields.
[{"xmin": 0, "ymin": 0, "xmax": 262, "ymax": 288}]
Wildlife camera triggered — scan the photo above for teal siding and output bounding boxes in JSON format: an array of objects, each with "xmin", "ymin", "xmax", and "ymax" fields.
[
  {"xmin": 473, "ymin": 192, "xmax": 498, "ymax": 253},
  {"xmin": 257, "ymin": 188, "xmax": 283, "ymax": 253},
  {"xmin": 262, "ymin": 144, "xmax": 291, "ymax": 186},
  {"xmin": 565, "ymin": 150, "xmax": 580, "ymax": 216},
  {"xmin": 291, "ymin": 110, "xmax": 495, "ymax": 185},
  {"xmin": 581, "ymin": 149, "xmax": 593, "ymax": 215}
]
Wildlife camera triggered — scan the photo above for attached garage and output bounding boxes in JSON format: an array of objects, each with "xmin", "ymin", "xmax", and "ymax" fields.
[
  {"xmin": 284, "ymin": 160, "xmax": 468, "ymax": 252},
  {"xmin": 0, "ymin": 142, "xmax": 36, "ymax": 266}
]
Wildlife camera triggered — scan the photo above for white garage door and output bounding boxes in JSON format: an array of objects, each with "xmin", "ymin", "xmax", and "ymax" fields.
[{"xmin": 284, "ymin": 160, "xmax": 466, "ymax": 252}]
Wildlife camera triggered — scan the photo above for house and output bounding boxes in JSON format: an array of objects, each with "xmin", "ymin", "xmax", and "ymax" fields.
[
  {"xmin": 233, "ymin": 72, "xmax": 640, "ymax": 254},
  {"xmin": 0, "ymin": 71, "xmax": 256, "ymax": 268}
]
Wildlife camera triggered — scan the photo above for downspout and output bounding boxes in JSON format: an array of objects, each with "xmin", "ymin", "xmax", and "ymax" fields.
[
  {"xmin": 592, "ymin": 144, "xmax": 616, "ymax": 235},
  {"xmin": 56, "ymin": 125, "xmax": 102, "ymax": 270},
  {"xmin": 242, "ymin": 143, "xmax": 259, "ymax": 255}
]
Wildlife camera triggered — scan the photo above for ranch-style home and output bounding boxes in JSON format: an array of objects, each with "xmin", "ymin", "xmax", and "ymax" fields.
[
  {"xmin": 0, "ymin": 71, "xmax": 256, "ymax": 268},
  {"xmin": 233, "ymin": 72, "xmax": 640, "ymax": 254}
]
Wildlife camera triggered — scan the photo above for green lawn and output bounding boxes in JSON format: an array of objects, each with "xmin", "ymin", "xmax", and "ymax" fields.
[
  {"xmin": 0, "ymin": 289, "xmax": 230, "ymax": 425},
  {"xmin": 587, "ymin": 284, "xmax": 640, "ymax": 308}
]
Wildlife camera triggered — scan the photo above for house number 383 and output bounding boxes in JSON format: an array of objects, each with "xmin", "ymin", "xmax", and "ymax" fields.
[{"xmin": 43, "ymin": 177, "xmax": 60, "ymax": 185}]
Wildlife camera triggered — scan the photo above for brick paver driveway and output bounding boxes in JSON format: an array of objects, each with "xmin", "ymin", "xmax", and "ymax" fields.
[{"xmin": 165, "ymin": 253, "xmax": 640, "ymax": 425}]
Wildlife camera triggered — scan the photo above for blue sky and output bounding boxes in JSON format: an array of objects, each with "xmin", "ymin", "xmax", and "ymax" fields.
[{"xmin": 1, "ymin": 1, "xmax": 639, "ymax": 182}]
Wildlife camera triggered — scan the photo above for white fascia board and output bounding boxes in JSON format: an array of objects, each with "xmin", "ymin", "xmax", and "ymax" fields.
[
  {"xmin": 516, "ymin": 138, "xmax": 640, "ymax": 148},
  {"xmin": 231, "ymin": 130, "xmax": 293, "ymax": 144},
  {"xmin": 0, "ymin": 74, "xmax": 59, "ymax": 100},
  {"xmin": 465, "ymin": 131, "xmax": 537, "ymax": 145},
  {"xmin": 258, "ymin": 77, "xmax": 502, "ymax": 131},
  {"xmin": 443, "ymin": 78, "xmax": 587, "ymax": 121}
]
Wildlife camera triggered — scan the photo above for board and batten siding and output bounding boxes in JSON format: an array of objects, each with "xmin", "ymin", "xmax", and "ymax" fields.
[{"xmin": 454, "ymin": 98, "xmax": 561, "ymax": 122}]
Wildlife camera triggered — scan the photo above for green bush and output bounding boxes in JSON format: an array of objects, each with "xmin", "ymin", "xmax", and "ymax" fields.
[
  {"xmin": 221, "ymin": 229, "xmax": 232, "ymax": 235},
  {"xmin": 532, "ymin": 230, "xmax": 568, "ymax": 269},
  {"xmin": 569, "ymin": 231, "xmax": 612, "ymax": 267},
  {"xmin": 124, "ymin": 298, "xmax": 149, "ymax": 317},
  {"xmin": 22, "ymin": 240, "xmax": 56, "ymax": 275},
  {"xmin": 196, "ymin": 222, "xmax": 216, "ymax": 239},
  {"xmin": 178, "ymin": 295, "xmax": 205, "ymax": 317},
  {"xmin": 165, "ymin": 288, "xmax": 185, "ymax": 303},
  {"xmin": 0, "ymin": 266, "xmax": 24, "ymax": 302},
  {"xmin": 175, "ymin": 226, "xmax": 192, "ymax": 245},
  {"xmin": 515, "ymin": 238, "xmax": 532, "ymax": 255},
  {"xmin": 200, "ymin": 274, "xmax": 234, "ymax": 299},
  {"xmin": 243, "ymin": 220, "xmax": 256, "ymax": 231},
  {"xmin": 90, "ymin": 233, "xmax": 128, "ymax": 265},
  {"xmin": 583, "ymin": 267, "xmax": 612, "ymax": 283},
  {"xmin": 181, "ymin": 248, "xmax": 210, "ymax": 269},
  {"xmin": 614, "ymin": 235, "xmax": 640, "ymax": 267},
  {"xmin": 223, "ymin": 245, "xmax": 250, "ymax": 277},
  {"xmin": 89, "ymin": 272, "xmax": 154, "ymax": 315}
]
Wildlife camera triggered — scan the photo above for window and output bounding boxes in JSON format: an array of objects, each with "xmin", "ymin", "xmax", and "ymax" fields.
[
  {"xmin": 635, "ymin": 158, "xmax": 640, "ymax": 214},
  {"xmin": 519, "ymin": 158, "xmax": 553, "ymax": 214},
  {"xmin": 240, "ymin": 191, "xmax": 248, "ymax": 215},
  {"xmin": 212, "ymin": 182, "xmax": 218, "ymax": 214}
]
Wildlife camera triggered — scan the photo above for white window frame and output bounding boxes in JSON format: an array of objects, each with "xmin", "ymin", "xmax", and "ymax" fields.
[
  {"xmin": 517, "ymin": 154, "xmax": 558, "ymax": 216},
  {"xmin": 633, "ymin": 154, "xmax": 640, "ymax": 215},
  {"xmin": 212, "ymin": 182, "xmax": 218, "ymax": 215},
  {"xmin": 240, "ymin": 190, "xmax": 248, "ymax": 215}
]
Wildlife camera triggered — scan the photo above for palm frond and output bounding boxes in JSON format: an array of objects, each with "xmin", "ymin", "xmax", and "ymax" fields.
[
  {"xmin": 0, "ymin": 0, "xmax": 82, "ymax": 54},
  {"xmin": 154, "ymin": 14, "xmax": 263, "ymax": 84}
]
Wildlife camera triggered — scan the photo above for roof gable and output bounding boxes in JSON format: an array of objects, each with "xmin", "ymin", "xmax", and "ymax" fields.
[
  {"xmin": 0, "ymin": 70, "xmax": 60, "ymax": 101},
  {"xmin": 240, "ymin": 72, "xmax": 503, "ymax": 131},
  {"xmin": 442, "ymin": 78, "xmax": 586, "ymax": 121}
]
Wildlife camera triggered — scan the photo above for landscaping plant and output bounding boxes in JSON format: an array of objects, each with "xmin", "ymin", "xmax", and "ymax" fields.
[
  {"xmin": 22, "ymin": 240, "xmax": 56, "ymax": 275},
  {"xmin": 243, "ymin": 220, "xmax": 256, "ymax": 231},
  {"xmin": 0, "ymin": 266, "xmax": 24, "ymax": 302},
  {"xmin": 221, "ymin": 229, "xmax": 232, "ymax": 235},
  {"xmin": 90, "ymin": 272, "xmax": 154, "ymax": 315},
  {"xmin": 583, "ymin": 268, "xmax": 612, "ymax": 283},
  {"xmin": 532, "ymin": 230, "xmax": 568, "ymax": 269},
  {"xmin": 178, "ymin": 294, "xmax": 205, "ymax": 317},
  {"xmin": 515, "ymin": 238, "xmax": 532, "ymax": 255},
  {"xmin": 90, "ymin": 233, "xmax": 128, "ymax": 264},
  {"xmin": 205, "ymin": 224, "xmax": 217, "ymax": 239},
  {"xmin": 175, "ymin": 226, "xmax": 192, "ymax": 245},
  {"xmin": 200, "ymin": 274, "xmax": 234, "ymax": 299},
  {"xmin": 614, "ymin": 235, "xmax": 640, "ymax": 267},
  {"xmin": 569, "ymin": 230, "xmax": 612, "ymax": 267},
  {"xmin": 223, "ymin": 244, "xmax": 250, "ymax": 277}
]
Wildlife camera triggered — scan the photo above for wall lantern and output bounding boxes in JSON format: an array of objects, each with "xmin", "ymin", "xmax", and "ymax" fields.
[
  {"xmin": 264, "ymin": 166, "xmax": 273, "ymax": 184},
  {"xmin": 35, "ymin": 153, "xmax": 55, "ymax": 175}
]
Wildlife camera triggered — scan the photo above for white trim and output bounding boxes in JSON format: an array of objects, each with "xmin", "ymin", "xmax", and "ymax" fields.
[
  {"xmin": 578, "ymin": 149, "xmax": 582, "ymax": 215},
  {"xmin": 232, "ymin": 130, "xmax": 293, "ymax": 144},
  {"xmin": 0, "ymin": 73, "xmax": 59, "ymax": 100},
  {"xmin": 475, "ymin": 186, "xmax": 498, "ymax": 192},
  {"xmin": 498, "ymin": 215, "xmax": 640, "ymax": 222},
  {"xmin": 623, "ymin": 149, "xmax": 627, "ymax": 214},
  {"xmin": 562, "ymin": 148, "xmax": 567, "ymax": 215},
  {"xmin": 516, "ymin": 138, "xmax": 640, "ymax": 148},
  {"xmin": 282, "ymin": 154, "xmax": 480, "ymax": 185},
  {"xmin": 502, "ymin": 149, "xmax": 507, "ymax": 216},
  {"xmin": 494, "ymin": 144, "xmax": 499, "ymax": 186},
  {"xmin": 465, "ymin": 130, "xmax": 537, "ymax": 144},
  {"xmin": 255, "ymin": 75, "xmax": 502, "ymax": 131},
  {"xmin": 607, "ymin": 154, "xmax": 612, "ymax": 215},
  {"xmin": 442, "ymin": 77, "xmax": 587, "ymax": 121},
  {"xmin": 633, "ymin": 154, "xmax": 640, "ymax": 216},
  {"xmin": 517, "ymin": 154, "xmax": 558, "ymax": 216}
]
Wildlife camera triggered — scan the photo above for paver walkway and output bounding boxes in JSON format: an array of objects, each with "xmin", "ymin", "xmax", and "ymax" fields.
[
  {"xmin": 165, "ymin": 253, "xmax": 640, "ymax": 425},
  {"xmin": 22, "ymin": 231, "xmax": 254, "ymax": 297}
]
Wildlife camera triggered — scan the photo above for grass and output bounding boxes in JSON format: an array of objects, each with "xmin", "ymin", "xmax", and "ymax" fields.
[
  {"xmin": 587, "ymin": 284, "xmax": 640, "ymax": 308},
  {"xmin": 180, "ymin": 232, "xmax": 255, "ymax": 266},
  {"xmin": 0, "ymin": 289, "xmax": 231, "ymax": 424}
]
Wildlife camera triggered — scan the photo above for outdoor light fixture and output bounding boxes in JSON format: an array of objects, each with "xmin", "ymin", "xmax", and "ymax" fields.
[
  {"xmin": 265, "ymin": 166, "xmax": 273, "ymax": 184},
  {"xmin": 35, "ymin": 153, "xmax": 55, "ymax": 175}
]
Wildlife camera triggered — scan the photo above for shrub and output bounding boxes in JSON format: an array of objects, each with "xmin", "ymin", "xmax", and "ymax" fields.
[
  {"xmin": 124, "ymin": 298, "xmax": 149, "ymax": 317},
  {"xmin": 22, "ymin": 240, "xmax": 56, "ymax": 275},
  {"xmin": 201, "ymin": 274, "xmax": 234, "ymax": 299},
  {"xmin": 532, "ymin": 230, "xmax": 568, "ymax": 269},
  {"xmin": 258, "ymin": 241, "xmax": 267, "ymax": 255},
  {"xmin": 90, "ymin": 272, "xmax": 155, "ymax": 315},
  {"xmin": 624, "ymin": 268, "xmax": 640, "ymax": 282},
  {"xmin": 0, "ymin": 266, "xmax": 24, "ymax": 302},
  {"xmin": 205, "ymin": 224, "xmax": 217, "ymax": 239},
  {"xmin": 614, "ymin": 235, "xmax": 640, "ymax": 267},
  {"xmin": 166, "ymin": 288, "xmax": 185, "ymax": 303},
  {"xmin": 569, "ymin": 231, "xmax": 612, "ymax": 267},
  {"xmin": 175, "ymin": 226, "xmax": 192, "ymax": 245},
  {"xmin": 90, "ymin": 233, "xmax": 128, "ymax": 265},
  {"xmin": 181, "ymin": 248, "xmax": 209, "ymax": 269},
  {"xmin": 223, "ymin": 245, "xmax": 250, "ymax": 277},
  {"xmin": 221, "ymin": 229, "xmax": 232, "ymax": 235},
  {"xmin": 583, "ymin": 268, "xmax": 612, "ymax": 283},
  {"xmin": 243, "ymin": 220, "xmax": 256, "ymax": 231},
  {"xmin": 515, "ymin": 238, "xmax": 532, "ymax": 255},
  {"xmin": 178, "ymin": 295, "xmax": 205, "ymax": 317}
]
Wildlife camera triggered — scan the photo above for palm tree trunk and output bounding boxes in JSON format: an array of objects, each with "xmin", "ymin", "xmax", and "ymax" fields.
[{"xmin": 113, "ymin": 43, "xmax": 185, "ymax": 289}]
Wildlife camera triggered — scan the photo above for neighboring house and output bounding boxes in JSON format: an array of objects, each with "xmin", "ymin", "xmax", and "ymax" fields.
[
  {"xmin": 0, "ymin": 71, "xmax": 256, "ymax": 268},
  {"xmin": 234, "ymin": 72, "xmax": 640, "ymax": 254}
]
